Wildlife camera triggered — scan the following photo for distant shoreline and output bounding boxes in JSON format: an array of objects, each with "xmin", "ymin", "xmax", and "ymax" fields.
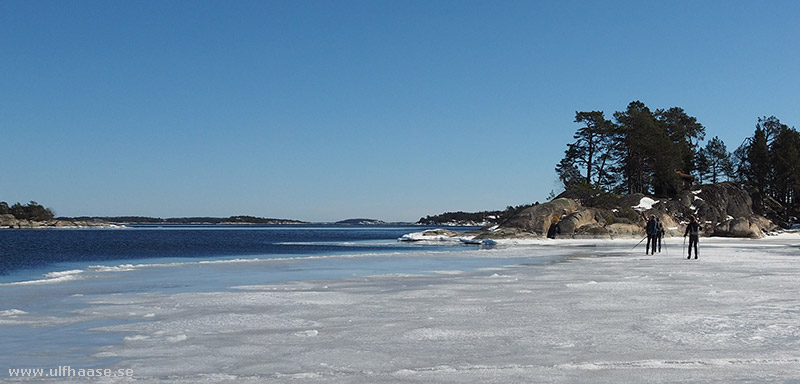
[{"xmin": 1, "ymin": 219, "xmax": 462, "ymax": 229}]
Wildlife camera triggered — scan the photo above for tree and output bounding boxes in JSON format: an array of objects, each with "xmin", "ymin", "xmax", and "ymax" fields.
[
  {"xmin": 556, "ymin": 111, "xmax": 615, "ymax": 190},
  {"xmin": 737, "ymin": 116, "xmax": 798, "ymax": 213},
  {"xmin": 555, "ymin": 156, "xmax": 583, "ymax": 191},
  {"xmin": 694, "ymin": 150, "xmax": 711, "ymax": 184},
  {"xmin": 655, "ymin": 107, "xmax": 706, "ymax": 175},
  {"xmin": 571, "ymin": 111, "xmax": 615, "ymax": 185},
  {"xmin": 613, "ymin": 101, "xmax": 680, "ymax": 195},
  {"xmin": 556, "ymin": 101, "xmax": 705, "ymax": 197},
  {"xmin": 2, "ymin": 201, "xmax": 55, "ymax": 221},
  {"xmin": 699, "ymin": 136, "xmax": 733, "ymax": 184},
  {"xmin": 747, "ymin": 124, "xmax": 772, "ymax": 194},
  {"xmin": 757, "ymin": 115, "xmax": 784, "ymax": 145},
  {"xmin": 731, "ymin": 140, "xmax": 750, "ymax": 183},
  {"xmin": 770, "ymin": 126, "xmax": 800, "ymax": 208}
]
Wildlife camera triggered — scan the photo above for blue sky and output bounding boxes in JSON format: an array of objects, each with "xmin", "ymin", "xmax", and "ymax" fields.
[{"xmin": 2, "ymin": 1, "xmax": 799, "ymax": 222}]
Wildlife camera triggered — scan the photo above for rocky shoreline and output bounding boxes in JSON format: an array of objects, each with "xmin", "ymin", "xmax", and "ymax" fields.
[
  {"xmin": 0, "ymin": 214, "xmax": 123, "ymax": 229},
  {"xmin": 402, "ymin": 182, "xmax": 788, "ymax": 243},
  {"xmin": 473, "ymin": 183, "xmax": 781, "ymax": 240}
]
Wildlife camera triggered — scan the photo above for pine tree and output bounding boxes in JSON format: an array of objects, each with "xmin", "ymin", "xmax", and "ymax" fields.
[
  {"xmin": 694, "ymin": 151, "xmax": 711, "ymax": 184},
  {"xmin": 655, "ymin": 107, "xmax": 706, "ymax": 175},
  {"xmin": 700, "ymin": 136, "xmax": 733, "ymax": 184},
  {"xmin": 771, "ymin": 126, "xmax": 800, "ymax": 208},
  {"xmin": 613, "ymin": 101, "xmax": 679, "ymax": 195},
  {"xmin": 555, "ymin": 111, "xmax": 615, "ymax": 195},
  {"xmin": 748, "ymin": 125, "xmax": 772, "ymax": 194}
]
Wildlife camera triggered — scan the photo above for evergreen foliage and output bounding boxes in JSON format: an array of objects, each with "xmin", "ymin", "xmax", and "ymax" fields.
[
  {"xmin": 0, "ymin": 201, "xmax": 55, "ymax": 221},
  {"xmin": 417, "ymin": 210, "xmax": 501, "ymax": 225},
  {"xmin": 556, "ymin": 101, "xmax": 706, "ymax": 199},
  {"xmin": 735, "ymin": 116, "xmax": 800, "ymax": 212},
  {"xmin": 556, "ymin": 106, "xmax": 798, "ymax": 216},
  {"xmin": 417, "ymin": 203, "xmax": 538, "ymax": 226},
  {"xmin": 697, "ymin": 136, "xmax": 733, "ymax": 184}
]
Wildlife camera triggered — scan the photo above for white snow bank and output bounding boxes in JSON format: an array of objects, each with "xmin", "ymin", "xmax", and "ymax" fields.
[
  {"xmin": 0, "ymin": 309, "xmax": 27, "ymax": 317},
  {"xmin": 632, "ymin": 197, "xmax": 659, "ymax": 211},
  {"xmin": 43, "ymin": 270, "xmax": 84, "ymax": 279},
  {"xmin": 398, "ymin": 231, "xmax": 459, "ymax": 242},
  {"xmin": 0, "ymin": 269, "xmax": 86, "ymax": 286},
  {"xmin": 399, "ymin": 230, "xmax": 481, "ymax": 244}
]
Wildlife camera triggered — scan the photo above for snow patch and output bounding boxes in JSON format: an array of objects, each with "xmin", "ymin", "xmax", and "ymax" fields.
[
  {"xmin": 429, "ymin": 270, "xmax": 465, "ymax": 275},
  {"xmin": 43, "ymin": 270, "xmax": 84, "ymax": 279},
  {"xmin": 88, "ymin": 264, "xmax": 139, "ymax": 272},
  {"xmin": 166, "ymin": 334, "xmax": 187, "ymax": 343},
  {"xmin": 0, "ymin": 309, "xmax": 27, "ymax": 317},
  {"xmin": 1, "ymin": 270, "xmax": 86, "ymax": 286},
  {"xmin": 632, "ymin": 197, "xmax": 659, "ymax": 211},
  {"xmin": 398, "ymin": 231, "xmax": 457, "ymax": 242},
  {"xmin": 124, "ymin": 335, "xmax": 150, "ymax": 342}
]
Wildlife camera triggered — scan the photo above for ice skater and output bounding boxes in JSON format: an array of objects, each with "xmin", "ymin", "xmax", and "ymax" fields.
[
  {"xmin": 645, "ymin": 215, "xmax": 658, "ymax": 255},
  {"xmin": 683, "ymin": 216, "xmax": 702, "ymax": 259}
]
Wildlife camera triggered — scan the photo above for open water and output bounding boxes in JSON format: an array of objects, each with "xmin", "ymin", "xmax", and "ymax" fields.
[{"xmin": 0, "ymin": 225, "xmax": 487, "ymax": 286}]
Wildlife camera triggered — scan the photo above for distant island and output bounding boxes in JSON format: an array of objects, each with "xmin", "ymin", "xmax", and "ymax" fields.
[
  {"xmin": 335, "ymin": 218, "xmax": 388, "ymax": 225},
  {"xmin": 0, "ymin": 203, "xmax": 311, "ymax": 228},
  {"xmin": 416, "ymin": 204, "xmax": 538, "ymax": 226},
  {"xmin": 64, "ymin": 215, "xmax": 309, "ymax": 226},
  {"xmin": 0, "ymin": 204, "xmax": 424, "ymax": 229}
]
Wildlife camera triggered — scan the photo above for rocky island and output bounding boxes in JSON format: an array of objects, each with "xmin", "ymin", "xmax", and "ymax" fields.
[
  {"xmin": 475, "ymin": 182, "xmax": 779, "ymax": 240},
  {"xmin": 403, "ymin": 182, "xmax": 791, "ymax": 243},
  {"xmin": 0, "ymin": 214, "xmax": 122, "ymax": 229},
  {"xmin": 0, "ymin": 201, "xmax": 309, "ymax": 229}
]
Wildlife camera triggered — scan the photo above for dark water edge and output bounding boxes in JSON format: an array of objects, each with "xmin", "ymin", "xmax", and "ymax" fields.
[{"xmin": 0, "ymin": 225, "xmax": 479, "ymax": 283}]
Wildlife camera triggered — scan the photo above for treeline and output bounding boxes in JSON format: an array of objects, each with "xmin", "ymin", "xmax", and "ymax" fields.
[
  {"xmin": 736, "ymin": 116, "xmax": 800, "ymax": 211},
  {"xmin": 64, "ymin": 215, "xmax": 308, "ymax": 224},
  {"xmin": 418, "ymin": 203, "xmax": 538, "ymax": 225},
  {"xmin": 556, "ymin": 101, "xmax": 800, "ymax": 213},
  {"xmin": 418, "ymin": 210, "xmax": 502, "ymax": 225},
  {"xmin": 0, "ymin": 201, "xmax": 55, "ymax": 221}
]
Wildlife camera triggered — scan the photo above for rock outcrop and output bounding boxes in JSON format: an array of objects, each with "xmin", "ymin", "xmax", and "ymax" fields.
[
  {"xmin": 473, "ymin": 182, "xmax": 779, "ymax": 240},
  {"xmin": 474, "ymin": 198, "xmax": 580, "ymax": 240},
  {"xmin": 0, "ymin": 214, "xmax": 120, "ymax": 229}
]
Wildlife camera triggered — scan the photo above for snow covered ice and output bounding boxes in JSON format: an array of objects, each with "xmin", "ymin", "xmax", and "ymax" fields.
[{"xmin": 2, "ymin": 235, "xmax": 800, "ymax": 383}]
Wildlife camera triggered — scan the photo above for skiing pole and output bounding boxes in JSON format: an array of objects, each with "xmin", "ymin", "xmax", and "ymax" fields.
[
  {"xmin": 630, "ymin": 235, "xmax": 647, "ymax": 251},
  {"xmin": 682, "ymin": 236, "xmax": 686, "ymax": 258}
]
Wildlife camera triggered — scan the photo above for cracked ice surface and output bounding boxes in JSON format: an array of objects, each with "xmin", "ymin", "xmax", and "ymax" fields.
[{"xmin": 3, "ymin": 236, "xmax": 800, "ymax": 383}]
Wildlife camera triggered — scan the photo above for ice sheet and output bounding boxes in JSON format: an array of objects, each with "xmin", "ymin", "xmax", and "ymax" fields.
[{"xmin": 2, "ymin": 235, "xmax": 799, "ymax": 383}]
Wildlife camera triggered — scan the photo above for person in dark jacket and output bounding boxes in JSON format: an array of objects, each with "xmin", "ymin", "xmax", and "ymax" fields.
[
  {"xmin": 645, "ymin": 215, "xmax": 658, "ymax": 255},
  {"xmin": 683, "ymin": 216, "xmax": 702, "ymax": 259},
  {"xmin": 656, "ymin": 219, "xmax": 665, "ymax": 253}
]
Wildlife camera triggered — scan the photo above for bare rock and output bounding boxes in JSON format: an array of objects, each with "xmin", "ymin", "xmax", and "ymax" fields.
[
  {"xmin": 714, "ymin": 216, "xmax": 776, "ymax": 238},
  {"xmin": 558, "ymin": 208, "xmax": 605, "ymax": 235},
  {"xmin": 0, "ymin": 214, "xmax": 18, "ymax": 228},
  {"xmin": 606, "ymin": 223, "xmax": 645, "ymax": 238},
  {"xmin": 480, "ymin": 198, "xmax": 580, "ymax": 238}
]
